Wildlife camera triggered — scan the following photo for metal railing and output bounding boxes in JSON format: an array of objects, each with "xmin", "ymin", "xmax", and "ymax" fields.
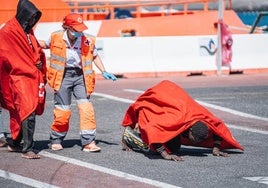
[
  {"xmin": 0, "ymin": 0, "xmax": 232, "ymax": 23},
  {"xmin": 64, "ymin": 0, "xmax": 232, "ymax": 20}
]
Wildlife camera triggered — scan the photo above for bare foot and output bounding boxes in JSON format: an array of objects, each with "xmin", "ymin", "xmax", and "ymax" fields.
[
  {"xmin": 0, "ymin": 137, "xmax": 8, "ymax": 147},
  {"xmin": 121, "ymin": 139, "xmax": 133, "ymax": 151},
  {"xmin": 8, "ymin": 145, "xmax": 23, "ymax": 152},
  {"xmin": 21, "ymin": 151, "xmax": 41, "ymax": 159}
]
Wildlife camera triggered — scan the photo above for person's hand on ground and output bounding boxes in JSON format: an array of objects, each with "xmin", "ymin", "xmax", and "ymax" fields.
[
  {"xmin": 212, "ymin": 146, "xmax": 230, "ymax": 157},
  {"xmin": 160, "ymin": 150, "xmax": 184, "ymax": 161}
]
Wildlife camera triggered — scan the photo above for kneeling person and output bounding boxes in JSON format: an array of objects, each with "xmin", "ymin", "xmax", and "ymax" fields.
[{"xmin": 121, "ymin": 80, "xmax": 244, "ymax": 161}]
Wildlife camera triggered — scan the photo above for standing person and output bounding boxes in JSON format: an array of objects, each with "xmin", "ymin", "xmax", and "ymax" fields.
[
  {"xmin": 121, "ymin": 80, "xmax": 244, "ymax": 161},
  {"xmin": 0, "ymin": 0, "xmax": 46, "ymax": 159},
  {"xmin": 39, "ymin": 13, "xmax": 117, "ymax": 152}
]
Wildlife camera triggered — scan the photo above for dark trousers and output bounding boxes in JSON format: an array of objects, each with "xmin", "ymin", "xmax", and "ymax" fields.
[{"xmin": 13, "ymin": 112, "xmax": 36, "ymax": 153}]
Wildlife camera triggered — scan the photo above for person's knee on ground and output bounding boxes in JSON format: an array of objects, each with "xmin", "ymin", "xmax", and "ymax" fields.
[{"xmin": 121, "ymin": 126, "xmax": 149, "ymax": 153}]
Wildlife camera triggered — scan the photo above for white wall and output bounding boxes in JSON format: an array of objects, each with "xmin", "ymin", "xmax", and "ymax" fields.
[
  {"xmin": 231, "ymin": 34, "xmax": 268, "ymax": 69},
  {"xmin": 35, "ymin": 22, "xmax": 268, "ymax": 74},
  {"xmin": 97, "ymin": 34, "xmax": 268, "ymax": 74}
]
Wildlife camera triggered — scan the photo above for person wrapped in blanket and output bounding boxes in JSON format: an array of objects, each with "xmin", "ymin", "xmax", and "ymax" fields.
[
  {"xmin": 121, "ymin": 80, "xmax": 244, "ymax": 161},
  {"xmin": 0, "ymin": 0, "xmax": 46, "ymax": 159}
]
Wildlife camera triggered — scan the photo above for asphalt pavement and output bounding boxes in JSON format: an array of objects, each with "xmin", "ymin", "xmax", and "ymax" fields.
[{"xmin": 0, "ymin": 73, "xmax": 267, "ymax": 188}]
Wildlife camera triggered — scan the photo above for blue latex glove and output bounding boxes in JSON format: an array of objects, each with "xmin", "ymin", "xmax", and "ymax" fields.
[{"xmin": 102, "ymin": 71, "xmax": 117, "ymax": 81}]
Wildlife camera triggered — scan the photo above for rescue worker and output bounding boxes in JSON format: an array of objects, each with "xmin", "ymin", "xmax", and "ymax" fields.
[
  {"xmin": 0, "ymin": 0, "xmax": 46, "ymax": 159},
  {"xmin": 39, "ymin": 13, "xmax": 117, "ymax": 152},
  {"xmin": 121, "ymin": 80, "xmax": 244, "ymax": 161}
]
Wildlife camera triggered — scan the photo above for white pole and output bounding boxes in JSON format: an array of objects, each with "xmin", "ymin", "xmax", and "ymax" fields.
[{"xmin": 217, "ymin": 0, "xmax": 223, "ymax": 76}]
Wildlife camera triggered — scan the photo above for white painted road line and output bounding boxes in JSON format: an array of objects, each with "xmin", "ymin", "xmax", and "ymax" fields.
[
  {"xmin": 40, "ymin": 151, "xmax": 181, "ymax": 188},
  {"xmin": 243, "ymin": 177, "xmax": 268, "ymax": 185},
  {"xmin": 93, "ymin": 92, "xmax": 134, "ymax": 104},
  {"xmin": 197, "ymin": 100, "xmax": 268, "ymax": 122},
  {"xmin": 228, "ymin": 124, "xmax": 268, "ymax": 135},
  {"xmin": 123, "ymin": 89, "xmax": 144, "ymax": 94},
  {"xmin": 0, "ymin": 169, "xmax": 60, "ymax": 188}
]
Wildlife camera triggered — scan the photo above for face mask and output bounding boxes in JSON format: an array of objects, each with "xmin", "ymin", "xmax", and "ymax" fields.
[{"xmin": 69, "ymin": 30, "xmax": 83, "ymax": 38}]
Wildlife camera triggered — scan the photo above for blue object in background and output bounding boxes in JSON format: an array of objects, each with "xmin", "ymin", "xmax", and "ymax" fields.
[{"xmin": 237, "ymin": 11, "xmax": 268, "ymax": 26}]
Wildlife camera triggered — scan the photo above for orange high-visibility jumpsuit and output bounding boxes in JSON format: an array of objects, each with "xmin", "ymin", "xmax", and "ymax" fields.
[{"xmin": 47, "ymin": 30, "xmax": 97, "ymax": 146}]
